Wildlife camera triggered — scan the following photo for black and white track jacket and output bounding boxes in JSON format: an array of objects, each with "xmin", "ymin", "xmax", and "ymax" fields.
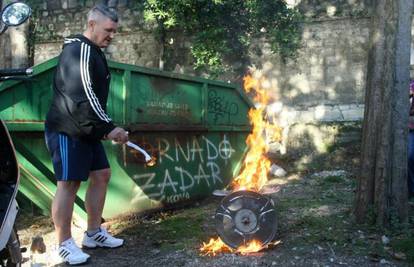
[{"xmin": 45, "ymin": 35, "xmax": 116, "ymax": 141}]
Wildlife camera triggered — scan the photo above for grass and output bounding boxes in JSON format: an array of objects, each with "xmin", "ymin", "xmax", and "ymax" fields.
[
  {"xmin": 322, "ymin": 175, "xmax": 345, "ymax": 184},
  {"xmin": 108, "ymin": 200, "xmax": 216, "ymax": 253},
  {"xmin": 151, "ymin": 205, "xmax": 217, "ymax": 252}
]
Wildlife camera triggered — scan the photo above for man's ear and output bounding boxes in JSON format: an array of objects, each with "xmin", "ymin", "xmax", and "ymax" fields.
[{"xmin": 88, "ymin": 20, "xmax": 96, "ymax": 31}]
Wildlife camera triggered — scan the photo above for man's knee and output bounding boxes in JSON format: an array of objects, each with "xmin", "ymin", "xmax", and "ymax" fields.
[
  {"xmin": 90, "ymin": 168, "xmax": 111, "ymax": 185},
  {"xmin": 57, "ymin": 181, "xmax": 81, "ymax": 194}
]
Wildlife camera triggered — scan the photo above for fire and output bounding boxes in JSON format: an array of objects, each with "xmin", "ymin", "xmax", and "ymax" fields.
[
  {"xmin": 231, "ymin": 74, "xmax": 282, "ymax": 192},
  {"xmin": 236, "ymin": 240, "xmax": 265, "ymax": 255},
  {"xmin": 200, "ymin": 237, "xmax": 267, "ymax": 256},
  {"xmin": 200, "ymin": 74, "xmax": 281, "ymax": 256},
  {"xmin": 200, "ymin": 237, "xmax": 233, "ymax": 256}
]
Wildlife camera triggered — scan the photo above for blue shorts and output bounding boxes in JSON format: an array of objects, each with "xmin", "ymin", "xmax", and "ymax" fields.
[{"xmin": 44, "ymin": 129, "xmax": 109, "ymax": 181}]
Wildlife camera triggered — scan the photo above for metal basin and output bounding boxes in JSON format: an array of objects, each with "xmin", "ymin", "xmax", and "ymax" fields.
[{"xmin": 215, "ymin": 190, "xmax": 277, "ymax": 249}]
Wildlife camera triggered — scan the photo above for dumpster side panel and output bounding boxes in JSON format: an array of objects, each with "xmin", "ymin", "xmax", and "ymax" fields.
[
  {"xmin": 13, "ymin": 133, "xmax": 88, "ymax": 223},
  {"xmin": 0, "ymin": 71, "xmax": 53, "ymax": 122},
  {"xmin": 207, "ymin": 85, "xmax": 250, "ymax": 126},
  {"xmin": 126, "ymin": 73, "xmax": 203, "ymax": 125},
  {"xmin": 117, "ymin": 132, "xmax": 247, "ymax": 205},
  {"xmin": 107, "ymin": 69, "xmax": 127, "ymax": 124}
]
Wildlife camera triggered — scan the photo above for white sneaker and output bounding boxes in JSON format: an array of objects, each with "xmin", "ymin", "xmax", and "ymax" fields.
[
  {"xmin": 58, "ymin": 238, "xmax": 90, "ymax": 265},
  {"xmin": 82, "ymin": 227, "xmax": 124, "ymax": 248}
]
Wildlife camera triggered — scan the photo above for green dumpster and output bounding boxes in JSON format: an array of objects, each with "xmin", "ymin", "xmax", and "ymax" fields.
[{"xmin": 0, "ymin": 58, "xmax": 253, "ymax": 223}]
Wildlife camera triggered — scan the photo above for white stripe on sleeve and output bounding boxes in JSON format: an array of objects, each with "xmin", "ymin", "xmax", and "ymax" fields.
[{"xmin": 80, "ymin": 43, "xmax": 112, "ymax": 122}]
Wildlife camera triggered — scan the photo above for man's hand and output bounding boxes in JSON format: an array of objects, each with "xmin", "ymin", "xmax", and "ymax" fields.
[{"xmin": 106, "ymin": 127, "xmax": 129, "ymax": 144}]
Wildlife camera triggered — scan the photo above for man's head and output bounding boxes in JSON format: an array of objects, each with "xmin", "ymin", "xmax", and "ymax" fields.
[{"xmin": 84, "ymin": 4, "xmax": 118, "ymax": 48}]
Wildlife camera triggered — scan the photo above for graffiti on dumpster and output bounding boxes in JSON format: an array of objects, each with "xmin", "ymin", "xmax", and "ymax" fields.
[
  {"xmin": 132, "ymin": 134, "xmax": 235, "ymax": 203},
  {"xmin": 208, "ymin": 89, "xmax": 239, "ymax": 124},
  {"xmin": 145, "ymin": 101, "xmax": 191, "ymax": 118}
]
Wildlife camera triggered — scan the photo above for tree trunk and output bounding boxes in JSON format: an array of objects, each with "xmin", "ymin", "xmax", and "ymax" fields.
[
  {"xmin": 0, "ymin": 0, "xmax": 5, "ymax": 68},
  {"xmin": 0, "ymin": 0, "xmax": 11, "ymax": 69},
  {"xmin": 355, "ymin": 0, "xmax": 413, "ymax": 226},
  {"xmin": 9, "ymin": 24, "xmax": 29, "ymax": 68}
]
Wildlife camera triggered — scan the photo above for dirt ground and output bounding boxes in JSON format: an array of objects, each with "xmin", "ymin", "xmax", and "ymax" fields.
[{"xmin": 16, "ymin": 141, "xmax": 414, "ymax": 267}]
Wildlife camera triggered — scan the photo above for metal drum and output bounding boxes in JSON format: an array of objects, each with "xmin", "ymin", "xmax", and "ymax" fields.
[{"xmin": 215, "ymin": 190, "xmax": 277, "ymax": 249}]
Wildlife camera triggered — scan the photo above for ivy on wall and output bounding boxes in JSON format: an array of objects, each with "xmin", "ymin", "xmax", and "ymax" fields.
[
  {"xmin": 22, "ymin": 0, "xmax": 303, "ymax": 78},
  {"xmin": 143, "ymin": 0, "xmax": 303, "ymax": 77}
]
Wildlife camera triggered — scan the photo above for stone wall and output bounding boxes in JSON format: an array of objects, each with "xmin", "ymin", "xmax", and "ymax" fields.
[
  {"xmin": 261, "ymin": 0, "xmax": 371, "ymax": 139},
  {"xmin": 251, "ymin": 17, "xmax": 370, "ymax": 126},
  {"xmin": 28, "ymin": 0, "xmax": 373, "ymax": 154},
  {"xmin": 31, "ymin": 1, "xmax": 370, "ymax": 106},
  {"xmin": 32, "ymin": 0, "xmax": 161, "ymax": 68}
]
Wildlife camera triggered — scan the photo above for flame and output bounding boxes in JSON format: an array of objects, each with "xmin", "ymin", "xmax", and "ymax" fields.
[
  {"xmin": 146, "ymin": 157, "xmax": 157, "ymax": 167},
  {"xmin": 200, "ymin": 237, "xmax": 233, "ymax": 256},
  {"xmin": 200, "ymin": 237, "xmax": 267, "ymax": 256},
  {"xmin": 231, "ymin": 74, "xmax": 282, "ymax": 192},
  {"xmin": 236, "ymin": 240, "xmax": 265, "ymax": 255},
  {"xmin": 200, "ymin": 74, "xmax": 282, "ymax": 256}
]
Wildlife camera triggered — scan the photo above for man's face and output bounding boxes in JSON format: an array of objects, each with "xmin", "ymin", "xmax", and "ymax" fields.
[{"xmin": 90, "ymin": 17, "xmax": 117, "ymax": 48}]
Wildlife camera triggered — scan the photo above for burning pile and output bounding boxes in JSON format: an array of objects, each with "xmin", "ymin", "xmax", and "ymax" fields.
[
  {"xmin": 200, "ymin": 238, "xmax": 279, "ymax": 256},
  {"xmin": 200, "ymin": 74, "xmax": 282, "ymax": 256}
]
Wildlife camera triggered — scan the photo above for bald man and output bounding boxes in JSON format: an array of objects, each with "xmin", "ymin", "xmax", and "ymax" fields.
[{"xmin": 45, "ymin": 4, "xmax": 128, "ymax": 265}]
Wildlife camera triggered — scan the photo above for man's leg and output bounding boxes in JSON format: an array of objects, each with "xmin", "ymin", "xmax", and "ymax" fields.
[
  {"xmin": 84, "ymin": 168, "xmax": 111, "ymax": 231},
  {"xmin": 81, "ymin": 141, "xmax": 124, "ymax": 248},
  {"xmin": 53, "ymin": 180, "xmax": 90, "ymax": 265},
  {"xmin": 52, "ymin": 181, "xmax": 81, "ymax": 244},
  {"xmin": 46, "ymin": 130, "xmax": 90, "ymax": 264}
]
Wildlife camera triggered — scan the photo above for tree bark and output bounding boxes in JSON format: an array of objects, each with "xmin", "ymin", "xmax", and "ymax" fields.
[
  {"xmin": 9, "ymin": 24, "xmax": 29, "ymax": 68},
  {"xmin": 0, "ymin": 0, "xmax": 4, "ymax": 67},
  {"xmin": 0, "ymin": 0, "xmax": 11, "ymax": 69},
  {"xmin": 355, "ymin": 0, "xmax": 413, "ymax": 226}
]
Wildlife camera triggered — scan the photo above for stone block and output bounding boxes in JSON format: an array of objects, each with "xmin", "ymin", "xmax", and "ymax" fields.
[
  {"xmin": 298, "ymin": 110, "xmax": 315, "ymax": 123},
  {"xmin": 118, "ymin": 0, "xmax": 129, "ymax": 7},
  {"xmin": 58, "ymin": 14, "xmax": 67, "ymax": 22},
  {"xmin": 68, "ymin": 0, "xmax": 78, "ymax": 9},
  {"xmin": 309, "ymin": 65, "xmax": 323, "ymax": 80},
  {"xmin": 278, "ymin": 109, "xmax": 298, "ymax": 126},
  {"xmin": 325, "ymin": 111, "xmax": 344, "ymax": 122},
  {"xmin": 339, "ymin": 105, "xmax": 364, "ymax": 121},
  {"xmin": 47, "ymin": 0, "xmax": 61, "ymax": 10},
  {"xmin": 341, "ymin": 109, "xmax": 364, "ymax": 121},
  {"xmin": 85, "ymin": 0, "xmax": 94, "ymax": 7}
]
